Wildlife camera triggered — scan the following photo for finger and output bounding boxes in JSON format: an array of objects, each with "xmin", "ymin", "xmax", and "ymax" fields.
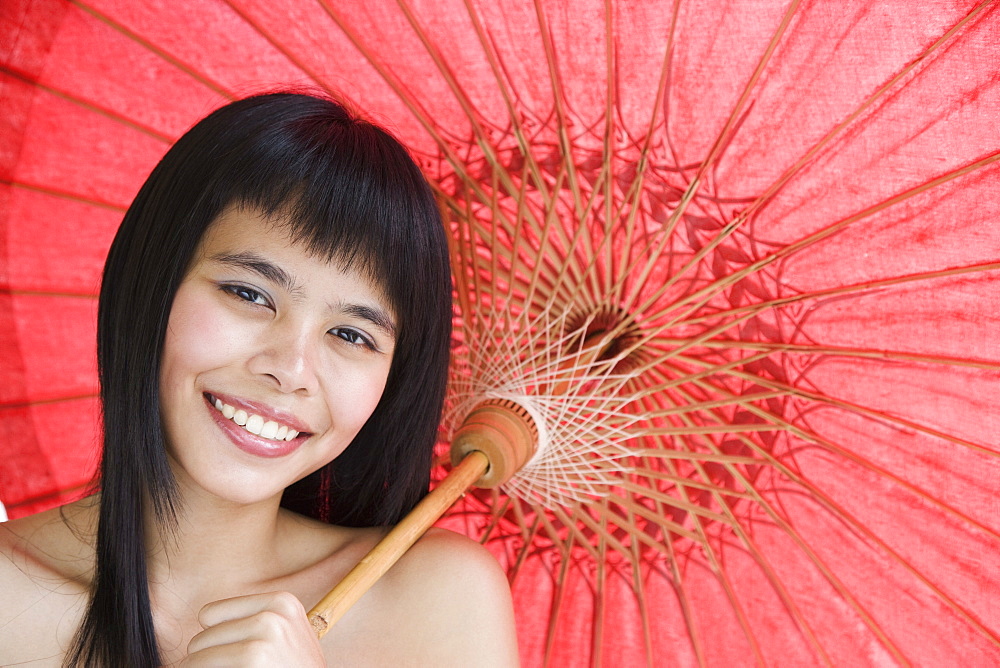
[
  {"xmin": 187, "ymin": 612, "xmax": 282, "ymax": 655},
  {"xmin": 198, "ymin": 590, "xmax": 306, "ymax": 629},
  {"xmin": 186, "ymin": 592, "xmax": 324, "ymax": 667},
  {"xmin": 182, "ymin": 638, "xmax": 270, "ymax": 668}
]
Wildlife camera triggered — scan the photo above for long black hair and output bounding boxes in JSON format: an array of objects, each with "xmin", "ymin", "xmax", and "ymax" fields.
[{"xmin": 67, "ymin": 93, "xmax": 453, "ymax": 667}]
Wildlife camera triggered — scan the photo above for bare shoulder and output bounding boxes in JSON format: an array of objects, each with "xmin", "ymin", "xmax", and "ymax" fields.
[
  {"xmin": 389, "ymin": 527, "xmax": 512, "ymax": 602},
  {"xmin": 326, "ymin": 528, "xmax": 519, "ymax": 666},
  {"xmin": 0, "ymin": 500, "xmax": 94, "ymax": 665}
]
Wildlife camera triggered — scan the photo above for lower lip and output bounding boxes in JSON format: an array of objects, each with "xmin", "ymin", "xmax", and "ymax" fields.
[{"xmin": 205, "ymin": 396, "xmax": 305, "ymax": 458}]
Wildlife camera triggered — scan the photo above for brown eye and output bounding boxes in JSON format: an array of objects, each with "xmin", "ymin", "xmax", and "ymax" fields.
[
  {"xmin": 331, "ymin": 327, "xmax": 375, "ymax": 350},
  {"xmin": 222, "ymin": 284, "xmax": 270, "ymax": 307}
]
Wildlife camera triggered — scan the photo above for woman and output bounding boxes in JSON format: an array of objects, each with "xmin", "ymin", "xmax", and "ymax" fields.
[{"xmin": 0, "ymin": 93, "xmax": 519, "ymax": 666}]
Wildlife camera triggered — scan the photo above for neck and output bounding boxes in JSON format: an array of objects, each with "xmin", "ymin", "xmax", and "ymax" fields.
[{"xmin": 143, "ymin": 476, "xmax": 291, "ymax": 606}]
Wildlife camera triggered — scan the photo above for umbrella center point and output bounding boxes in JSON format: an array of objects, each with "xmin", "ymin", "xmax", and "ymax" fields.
[{"xmin": 564, "ymin": 305, "xmax": 644, "ymax": 373}]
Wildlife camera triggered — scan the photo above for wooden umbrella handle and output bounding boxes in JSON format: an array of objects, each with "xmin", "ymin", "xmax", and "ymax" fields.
[
  {"xmin": 307, "ymin": 450, "xmax": 490, "ymax": 637},
  {"xmin": 307, "ymin": 399, "xmax": 538, "ymax": 637}
]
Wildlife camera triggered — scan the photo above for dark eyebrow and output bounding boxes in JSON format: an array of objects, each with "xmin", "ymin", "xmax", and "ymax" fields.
[
  {"xmin": 343, "ymin": 303, "xmax": 397, "ymax": 340},
  {"xmin": 210, "ymin": 252, "xmax": 298, "ymax": 294}
]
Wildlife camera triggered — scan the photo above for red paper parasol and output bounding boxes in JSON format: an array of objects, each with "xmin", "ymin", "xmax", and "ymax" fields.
[{"xmin": 2, "ymin": 0, "xmax": 999, "ymax": 665}]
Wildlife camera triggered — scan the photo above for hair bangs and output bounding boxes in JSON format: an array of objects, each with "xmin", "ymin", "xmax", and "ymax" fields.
[{"xmin": 202, "ymin": 112, "xmax": 428, "ymax": 316}]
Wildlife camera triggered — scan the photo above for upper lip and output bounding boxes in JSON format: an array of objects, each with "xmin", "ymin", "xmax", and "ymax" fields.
[{"xmin": 205, "ymin": 391, "xmax": 313, "ymax": 434}]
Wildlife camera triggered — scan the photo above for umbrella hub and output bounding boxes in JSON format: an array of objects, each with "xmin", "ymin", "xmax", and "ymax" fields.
[
  {"xmin": 563, "ymin": 305, "xmax": 645, "ymax": 375},
  {"xmin": 450, "ymin": 398, "xmax": 540, "ymax": 488}
]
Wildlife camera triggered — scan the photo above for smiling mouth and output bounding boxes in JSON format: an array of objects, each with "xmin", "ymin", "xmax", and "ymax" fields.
[{"xmin": 205, "ymin": 393, "xmax": 303, "ymax": 442}]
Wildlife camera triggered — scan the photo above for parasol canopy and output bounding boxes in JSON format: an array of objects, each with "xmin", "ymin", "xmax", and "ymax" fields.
[{"xmin": 2, "ymin": 0, "xmax": 1000, "ymax": 665}]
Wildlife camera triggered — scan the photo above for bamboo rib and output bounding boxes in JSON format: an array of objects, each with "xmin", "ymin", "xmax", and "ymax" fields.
[
  {"xmin": 73, "ymin": 0, "xmax": 236, "ymax": 100},
  {"xmin": 664, "ymin": 338, "xmax": 1000, "ymax": 371},
  {"xmin": 635, "ymin": 390, "xmax": 829, "ymax": 664},
  {"xmin": 0, "ymin": 66, "xmax": 175, "ymax": 144},
  {"xmin": 664, "ymin": 366, "xmax": 1000, "ymax": 647},
  {"xmin": 654, "ymin": 354, "xmax": 1000, "ymax": 546},
  {"xmin": 650, "ymin": 378, "xmax": 909, "ymax": 663},
  {"xmin": 608, "ymin": 0, "xmax": 805, "ymax": 321},
  {"xmin": 714, "ymin": 411, "xmax": 999, "ymax": 651},
  {"xmin": 616, "ymin": 0, "xmax": 996, "ymax": 324},
  {"xmin": 629, "ymin": 152, "xmax": 1000, "ymax": 336},
  {"xmin": 644, "ymin": 0, "xmax": 996, "ymax": 301}
]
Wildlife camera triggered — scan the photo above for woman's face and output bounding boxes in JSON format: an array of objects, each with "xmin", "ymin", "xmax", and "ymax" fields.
[{"xmin": 159, "ymin": 205, "xmax": 396, "ymax": 507}]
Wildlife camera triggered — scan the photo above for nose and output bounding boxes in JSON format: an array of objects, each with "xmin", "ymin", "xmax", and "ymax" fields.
[{"xmin": 246, "ymin": 321, "xmax": 321, "ymax": 395}]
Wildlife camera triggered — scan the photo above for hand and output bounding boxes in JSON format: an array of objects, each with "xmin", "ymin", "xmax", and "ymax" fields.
[{"xmin": 182, "ymin": 591, "xmax": 326, "ymax": 667}]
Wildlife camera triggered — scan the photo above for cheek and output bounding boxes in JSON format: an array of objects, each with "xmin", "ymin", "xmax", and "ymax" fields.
[
  {"xmin": 327, "ymin": 365, "xmax": 392, "ymax": 437},
  {"xmin": 160, "ymin": 285, "xmax": 248, "ymax": 391}
]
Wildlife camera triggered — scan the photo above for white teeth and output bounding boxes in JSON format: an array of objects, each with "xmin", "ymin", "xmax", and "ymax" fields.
[
  {"xmin": 260, "ymin": 421, "xmax": 279, "ymax": 439},
  {"xmin": 210, "ymin": 397, "xmax": 301, "ymax": 442},
  {"xmin": 245, "ymin": 414, "xmax": 264, "ymax": 435}
]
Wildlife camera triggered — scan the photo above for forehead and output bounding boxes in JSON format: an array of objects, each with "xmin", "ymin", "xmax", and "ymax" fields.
[{"xmin": 199, "ymin": 204, "xmax": 300, "ymax": 252}]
